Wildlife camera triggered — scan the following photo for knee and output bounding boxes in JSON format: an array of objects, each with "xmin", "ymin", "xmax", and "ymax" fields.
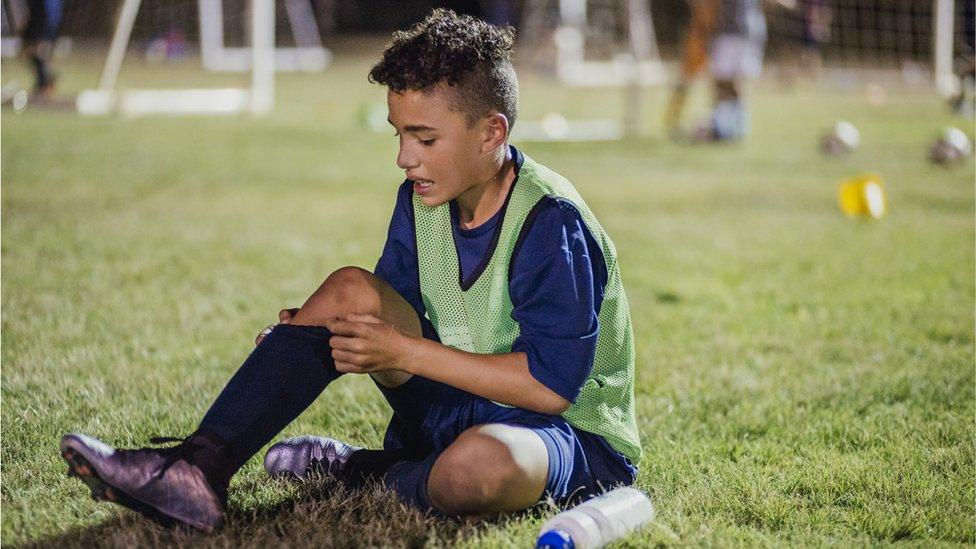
[
  {"xmin": 307, "ymin": 266, "xmax": 379, "ymax": 316},
  {"xmin": 323, "ymin": 266, "xmax": 372, "ymax": 298},
  {"xmin": 427, "ymin": 432, "xmax": 522, "ymax": 515}
]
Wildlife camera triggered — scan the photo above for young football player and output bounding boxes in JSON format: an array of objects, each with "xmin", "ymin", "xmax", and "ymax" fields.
[
  {"xmin": 697, "ymin": 0, "xmax": 768, "ymax": 141},
  {"xmin": 664, "ymin": 0, "xmax": 719, "ymax": 139},
  {"xmin": 61, "ymin": 9, "xmax": 641, "ymax": 531}
]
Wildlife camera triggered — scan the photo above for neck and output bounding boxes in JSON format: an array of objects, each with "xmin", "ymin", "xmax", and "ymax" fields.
[{"xmin": 456, "ymin": 147, "xmax": 514, "ymax": 229}]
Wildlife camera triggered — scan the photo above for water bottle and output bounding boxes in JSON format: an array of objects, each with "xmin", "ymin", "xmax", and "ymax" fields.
[{"xmin": 536, "ymin": 487, "xmax": 654, "ymax": 549}]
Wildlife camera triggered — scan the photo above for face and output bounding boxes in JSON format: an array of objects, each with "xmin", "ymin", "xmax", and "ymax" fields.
[{"xmin": 387, "ymin": 86, "xmax": 497, "ymax": 208}]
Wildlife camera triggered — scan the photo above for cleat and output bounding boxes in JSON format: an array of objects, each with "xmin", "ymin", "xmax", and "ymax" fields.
[
  {"xmin": 264, "ymin": 436, "xmax": 361, "ymax": 479},
  {"xmin": 60, "ymin": 433, "xmax": 225, "ymax": 532}
]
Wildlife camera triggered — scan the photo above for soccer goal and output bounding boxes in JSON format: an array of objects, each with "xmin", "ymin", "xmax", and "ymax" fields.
[
  {"xmin": 765, "ymin": 0, "xmax": 971, "ymax": 97},
  {"xmin": 76, "ymin": 0, "xmax": 275, "ymax": 116},
  {"xmin": 199, "ymin": 0, "xmax": 330, "ymax": 72},
  {"xmin": 515, "ymin": 0, "xmax": 667, "ymax": 141}
]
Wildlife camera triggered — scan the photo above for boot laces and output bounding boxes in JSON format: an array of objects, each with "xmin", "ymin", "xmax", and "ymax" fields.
[{"xmin": 137, "ymin": 435, "xmax": 205, "ymax": 480}]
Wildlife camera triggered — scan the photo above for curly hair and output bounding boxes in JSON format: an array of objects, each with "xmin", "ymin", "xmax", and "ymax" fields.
[{"xmin": 369, "ymin": 9, "xmax": 519, "ymax": 129}]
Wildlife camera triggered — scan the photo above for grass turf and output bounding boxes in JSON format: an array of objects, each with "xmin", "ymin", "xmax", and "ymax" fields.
[{"xmin": 2, "ymin": 46, "xmax": 974, "ymax": 547}]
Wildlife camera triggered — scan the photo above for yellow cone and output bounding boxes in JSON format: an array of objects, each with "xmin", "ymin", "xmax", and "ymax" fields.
[{"xmin": 838, "ymin": 173, "xmax": 886, "ymax": 219}]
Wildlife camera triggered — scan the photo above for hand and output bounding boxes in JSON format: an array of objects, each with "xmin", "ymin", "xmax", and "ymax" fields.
[
  {"xmin": 325, "ymin": 314, "xmax": 411, "ymax": 374},
  {"xmin": 254, "ymin": 307, "xmax": 300, "ymax": 346}
]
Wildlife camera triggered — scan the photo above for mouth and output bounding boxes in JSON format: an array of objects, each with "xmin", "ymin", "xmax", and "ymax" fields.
[{"xmin": 412, "ymin": 178, "xmax": 434, "ymax": 195}]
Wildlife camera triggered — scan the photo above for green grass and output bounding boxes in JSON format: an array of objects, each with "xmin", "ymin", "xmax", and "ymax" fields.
[{"xmin": 2, "ymin": 45, "xmax": 974, "ymax": 547}]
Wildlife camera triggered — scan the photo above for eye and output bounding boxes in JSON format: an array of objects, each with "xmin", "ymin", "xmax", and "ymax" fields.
[{"xmin": 420, "ymin": 138, "xmax": 436, "ymax": 146}]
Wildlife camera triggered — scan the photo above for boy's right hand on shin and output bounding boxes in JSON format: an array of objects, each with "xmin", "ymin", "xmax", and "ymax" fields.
[{"xmin": 255, "ymin": 308, "xmax": 301, "ymax": 346}]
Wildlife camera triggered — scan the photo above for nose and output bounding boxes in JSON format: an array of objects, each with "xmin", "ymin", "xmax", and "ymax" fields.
[{"xmin": 396, "ymin": 140, "xmax": 419, "ymax": 170}]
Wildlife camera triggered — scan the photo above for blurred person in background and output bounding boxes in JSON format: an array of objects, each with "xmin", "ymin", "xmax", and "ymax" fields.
[
  {"xmin": 776, "ymin": 0, "xmax": 831, "ymax": 87},
  {"xmin": 664, "ymin": 0, "xmax": 719, "ymax": 140},
  {"xmin": 796, "ymin": 0, "xmax": 830, "ymax": 79},
  {"xmin": 694, "ymin": 0, "xmax": 769, "ymax": 142},
  {"xmin": 20, "ymin": 0, "xmax": 64, "ymax": 100}
]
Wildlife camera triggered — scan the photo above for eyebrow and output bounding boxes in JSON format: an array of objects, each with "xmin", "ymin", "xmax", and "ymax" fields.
[{"xmin": 388, "ymin": 118, "xmax": 437, "ymax": 133}]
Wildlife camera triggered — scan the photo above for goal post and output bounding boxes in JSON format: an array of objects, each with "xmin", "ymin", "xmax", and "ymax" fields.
[
  {"xmin": 198, "ymin": 0, "xmax": 331, "ymax": 73},
  {"xmin": 765, "ymin": 0, "xmax": 967, "ymax": 97},
  {"xmin": 76, "ymin": 0, "xmax": 275, "ymax": 116},
  {"xmin": 933, "ymin": 0, "xmax": 958, "ymax": 97},
  {"xmin": 514, "ymin": 0, "xmax": 666, "ymax": 142},
  {"xmin": 552, "ymin": 0, "xmax": 667, "ymax": 88}
]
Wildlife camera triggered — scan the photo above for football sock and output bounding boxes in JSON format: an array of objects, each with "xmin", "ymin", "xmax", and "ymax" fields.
[
  {"xmin": 339, "ymin": 447, "xmax": 427, "ymax": 488},
  {"xmin": 31, "ymin": 54, "xmax": 53, "ymax": 90},
  {"xmin": 382, "ymin": 453, "xmax": 443, "ymax": 512},
  {"xmin": 197, "ymin": 324, "xmax": 340, "ymax": 480},
  {"xmin": 711, "ymin": 99, "xmax": 747, "ymax": 140}
]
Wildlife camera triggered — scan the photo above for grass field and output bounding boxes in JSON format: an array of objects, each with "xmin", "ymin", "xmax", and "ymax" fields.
[{"xmin": 2, "ymin": 44, "xmax": 974, "ymax": 547}]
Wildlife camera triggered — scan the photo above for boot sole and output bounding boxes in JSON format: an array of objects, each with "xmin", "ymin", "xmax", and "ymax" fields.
[{"xmin": 60, "ymin": 441, "xmax": 214, "ymax": 533}]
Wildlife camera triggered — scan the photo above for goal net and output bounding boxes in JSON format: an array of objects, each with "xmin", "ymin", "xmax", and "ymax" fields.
[{"xmin": 764, "ymin": 0, "xmax": 973, "ymax": 96}]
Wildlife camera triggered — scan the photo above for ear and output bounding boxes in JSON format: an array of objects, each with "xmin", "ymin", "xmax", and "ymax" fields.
[{"xmin": 480, "ymin": 113, "xmax": 510, "ymax": 154}]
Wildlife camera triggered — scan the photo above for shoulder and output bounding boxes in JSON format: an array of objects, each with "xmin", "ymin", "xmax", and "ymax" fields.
[
  {"xmin": 513, "ymin": 195, "xmax": 603, "ymax": 270},
  {"xmin": 526, "ymin": 195, "xmax": 585, "ymax": 230}
]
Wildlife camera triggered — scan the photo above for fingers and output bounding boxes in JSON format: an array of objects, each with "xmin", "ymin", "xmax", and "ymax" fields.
[
  {"xmin": 255, "ymin": 324, "xmax": 275, "ymax": 346},
  {"xmin": 325, "ymin": 319, "xmax": 370, "ymax": 337},
  {"xmin": 261, "ymin": 308, "xmax": 299, "ymax": 345},
  {"xmin": 346, "ymin": 313, "xmax": 382, "ymax": 324},
  {"xmin": 332, "ymin": 349, "xmax": 365, "ymax": 368},
  {"xmin": 279, "ymin": 308, "xmax": 299, "ymax": 323},
  {"xmin": 329, "ymin": 335, "xmax": 364, "ymax": 353},
  {"xmin": 334, "ymin": 360, "xmax": 366, "ymax": 374}
]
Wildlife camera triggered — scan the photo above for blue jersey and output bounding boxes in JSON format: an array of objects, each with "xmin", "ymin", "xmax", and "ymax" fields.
[{"xmin": 373, "ymin": 146, "xmax": 608, "ymax": 404}]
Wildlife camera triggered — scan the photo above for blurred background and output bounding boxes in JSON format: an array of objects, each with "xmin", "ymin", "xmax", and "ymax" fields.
[
  {"xmin": 0, "ymin": 0, "xmax": 973, "ymax": 124},
  {"xmin": 2, "ymin": 1, "xmax": 974, "ymax": 546}
]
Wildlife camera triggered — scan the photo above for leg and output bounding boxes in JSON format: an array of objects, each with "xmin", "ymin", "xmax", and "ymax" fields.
[
  {"xmin": 200, "ymin": 266, "xmax": 421, "ymax": 459},
  {"xmin": 291, "ymin": 266, "xmax": 421, "ymax": 388},
  {"xmin": 379, "ymin": 402, "xmax": 639, "ymax": 516},
  {"xmin": 709, "ymin": 79, "xmax": 745, "ymax": 141},
  {"xmin": 426, "ymin": 424, "xmax": 549, "ymax": 515},
  {"xmin": 60, "ymin": 266, "xmax": 429, "ymax": 531}
]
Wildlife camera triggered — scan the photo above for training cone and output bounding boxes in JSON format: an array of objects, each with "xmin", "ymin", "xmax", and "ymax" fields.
[{"xmin": 838, "ymin": 173, "xmax": 886, "ymax": 219}]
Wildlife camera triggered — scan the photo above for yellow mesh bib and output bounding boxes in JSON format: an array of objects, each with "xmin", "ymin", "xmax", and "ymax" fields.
[{"xmin": 413, "ymin": 153, "xmax": 642, "ymax": 463}]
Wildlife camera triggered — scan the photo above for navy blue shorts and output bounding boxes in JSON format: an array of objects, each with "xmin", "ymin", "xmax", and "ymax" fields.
[{"xmin": 375, "ymin": 319, "xmax": 637, "ymax": 504}]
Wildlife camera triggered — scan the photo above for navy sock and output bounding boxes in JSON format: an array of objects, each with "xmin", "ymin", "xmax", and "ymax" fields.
[
  {"xmin": 383, "ymin": 453, "xmax": 442, "ymax": 512},
  {"xmin": 339, "ymin": 447, "xmax": 428, "ymax": 489},
  {"xmin": 198, "ymin": 324, "xmax": 340, "ymax": 476}
]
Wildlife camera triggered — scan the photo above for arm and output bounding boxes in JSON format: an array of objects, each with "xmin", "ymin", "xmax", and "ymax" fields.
[
  {"xmin": 326, "ymin": 319, "xmax": 569, "ymax": 415},
  {"xmin": 405, "ymin": 340, "xmax": 569, "ymax": 414},
  {"xmin": 327, "ymin": 197, "xmax": 604, "ymax": 417}
]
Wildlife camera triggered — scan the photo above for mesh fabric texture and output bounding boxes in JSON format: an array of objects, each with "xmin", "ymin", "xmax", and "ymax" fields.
[{"xmin": 412, "ymin": 153, "xmax": 641, "ymax": 463}]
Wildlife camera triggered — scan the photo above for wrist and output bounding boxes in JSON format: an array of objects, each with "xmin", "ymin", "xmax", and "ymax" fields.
[{"xmin": 397, "ymin": 331, "xmax": 425, "ymax": 375}]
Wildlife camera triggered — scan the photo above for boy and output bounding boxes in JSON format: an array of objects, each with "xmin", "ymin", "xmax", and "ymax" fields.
[
  {"xmin": 664, "ymin": 0, "xmax": 718, "ymax": 139},
  {"xmin": 696, "ymin": 0, "xmax": 767, "ymax": 141},
  {"xmin": 60, "ymin": 9, "xmax": 641, "ymax": 531},
  {"xmin": 21, "ymin": 0, "xmax": 64, "ymax": 100}
]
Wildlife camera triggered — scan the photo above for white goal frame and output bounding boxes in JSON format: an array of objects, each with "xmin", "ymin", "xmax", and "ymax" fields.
[
  {"xmin": 198, "ymin": 0, "xmax": 330, "ymax": 72},
  {"xmin": 515, "ymin": 0, "xmax": 665, "ymax": 141},
  {"xmin": 552, "ymin": 0, "xmax": 667, "ymax": 88},
  {"xmin": 76, "ymin": 0, "xmax": 274, "ymax": 116},
  {"xmin": 933, "ymin": 0, "xmax": 958, "ymax": 97}
]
